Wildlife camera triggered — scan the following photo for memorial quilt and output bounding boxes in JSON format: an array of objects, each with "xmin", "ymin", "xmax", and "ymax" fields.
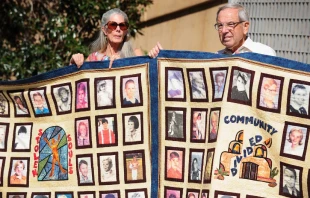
[{"xmin": 0, "ymin": 50, "xmax": 309, "ymax": 198}]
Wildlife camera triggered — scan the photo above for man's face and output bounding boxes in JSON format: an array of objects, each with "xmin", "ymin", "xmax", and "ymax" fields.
[
  {"xmin": 125, "ymin": 82, "xmax": 135, "ymax": 99},
  {"xmin": 34, "ymin": 95, "xmax": 44, "ymax": 108},
  {"xmin": 293, "ymin": 88, "xmax": 307, "ymax": 106},
  {"xmin": 79, "ymin": 163, "xmax": 88, "ymax": 177},
  {"xmin": 263, "ymin": 84, "xmax": 277, "ymax": 101},
  {"xmin": 15, "ymin": 163, "xmax": 24, "ymax": 176},
  {"xmin": 78, "ymin": 89, "xmax": 85, "ymax": 103},
  {"xmin": 217, "ymin": 8, "xmax": 249, "ymax": 51},
  {"xmin": 102, "ymin": 160, "xmax": 110, "ymax": 172},
  {"xmin": 283, "ymin": 168, "xmax": 296, "ymax": 188},
  {"xmin": 60, "ymin": 90, "xmax": 68, "ymax": 102},
  {"xmin": 171, "ymin": 157, "xmax": 179, "ymax": 170}
]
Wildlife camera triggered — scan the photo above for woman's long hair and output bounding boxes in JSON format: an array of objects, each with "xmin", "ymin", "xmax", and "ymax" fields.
[{"xmin": 89, "ymin": 8, "xmax": 135, "ymax": 58}]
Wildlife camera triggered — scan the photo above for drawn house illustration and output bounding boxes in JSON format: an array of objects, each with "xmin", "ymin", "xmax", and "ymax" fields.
[{"xmin": 219, "ymin": 130, "xmax": 275, "ymax": 183}]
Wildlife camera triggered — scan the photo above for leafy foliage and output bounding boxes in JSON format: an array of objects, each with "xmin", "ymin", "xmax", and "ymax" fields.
[{"xmin": 0, "ymin": 0, "xmax": 152, "ymax": 80}]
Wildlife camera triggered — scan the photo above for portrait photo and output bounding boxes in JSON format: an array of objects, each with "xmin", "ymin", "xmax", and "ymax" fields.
[
  {"xmin": 228, "ymin": 67, "xmax": 254, "ymax": 105},
  {"xmin": 98, "ymin": 152, "xmax": 119, "ymax": 184},
  {"xmin": 0, "ymin": 157, "xmax": 5, "ymax": 186},
  {"xmin": 123, "ymin": 112, "xmax": 143, "ymax": 145},
  {"xmin": 95, "ymin": 77, "xmax": 115, "ymax": 109},
  {"xmin": 280, "ymin": 163, "xmax": 303, "ymax": 198},
  {"xmin": 75, "ymin": 117, "xmax": 92, "ymax": 148},
  {"xmin": 99, "ymin": 191, "xmax": 120, "ymax": 198},
  {"xmin": 164, "ymin": 186, "xmax": 183, "ymax": 198},
  {"xmin": 7, "ymin": 193, "xmax": 27, "ymax": 198},
  {"xmin": 209, "ymin": 109, "xmax": 220, "ymax": 143},
  {"xmin": 287, "ymin": 80, "xmax": 310, "ymax": 117},
  {"xmin": 257, "ymin": 75, "xmax": 283, "ymax": 112},
  {"xmin": 75, "ymin": 80, "xmax": 90, "ymax": 111},
  {"xmin": 188, "ymin": 149, "xmax": 204, "ymax": 182},
  {"xmin": 166, "ymin": 68, "xmax": 186, "ymax": 101},
  {"xmin": 126, "ymin": 188, "xmax": 147, "ymax": 198},
  {"xmin": 121, "ymin": 74, "xmax": 143, "ymax": 107},
  {"xmin": 124, "ymin": 150, "xmax": 146, "ymax": 183},
  {"xmin": 280, "ymin": 122, "xmax": 309, "ymax": 160},
  {"xmin": 214, "ymin": 190, "xmax": 240, "ymax": 198},
  {"xmin": 76, "ymin": 154, "xmax": 95, "ymax": 185},
  {"xmin": 186, "ymin": 191, "xmax": 199, "ymax": 198},
  {"xmin": 210, "ymin": 68, "xmax": 228, "ymax": 101},
  {"xmin": 78, "ymin": 191, "xmax": 95, "ymax": 198},
  {"xmin": 165, "ymin": 147, "xmax": 185, "ymax": 181},
  {"xmin": 204, "ymin": 148, "xmax": 215, "ymax": 183},
  {"xmin": 191, "ymin": 109, "xmax": 207, "ymax": 142},
  {"xmin": 29, "ymin": 88, "xmax": 52, "ymax": 116},
  {"xmin": 0, "ymin": 123, "xmax": 9, "ymax": 151},
  {"xmin": 187, "ymin": 69, "xmax": 208, "ymax": 101},
  {"xmin": 31, "ymin": 192, "xmax": 51, "ymax": 198},
  {"xmin": 12, "ymin": 123, "xmax": 32, "ymax": 151},
  {"xmin": 96, "ymin": 115, "xmax": 117, "ymax": 147},
  {"xmin": 8, "ymin": 91, "xmax": 30, "ymax": 117},
  {"xmin": 51, "ymin": 83, "xmax": 72, "ymax": 114},
  {"xmin": 0, "ymin": 92, "xmax": 9, "ymax": 116},
  {"xmin": 201, "ymin": 190, "xmax": 209, "ymax": 198},
  {"xmin": 55, "ymin": 192, "xmax": 73, "ymax": 198},
  {"xmin": 8, "ymin": 157, "xmax": 29, "ymax": 187},
  {"xmin": 166, "ymin": 108, "xmax": 186, "ymax": 141}
]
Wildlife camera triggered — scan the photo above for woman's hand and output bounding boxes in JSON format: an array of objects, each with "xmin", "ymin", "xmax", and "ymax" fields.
[
  {"xmin": 69, "ymin": 53, "xmax": 85, "ymax": 68},
  {"xmin": 148, "ymin": 42, "xmax": 163, "ymax": 58}
]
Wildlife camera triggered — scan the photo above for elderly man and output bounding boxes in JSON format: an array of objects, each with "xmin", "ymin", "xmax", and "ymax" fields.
[
  {"xmin": 215, "ymin": 3, "xmax": 276, "ymax": 56},
  {"xmin": 148, "ymin": 3, "xmax": 276, "ymax": 57}
]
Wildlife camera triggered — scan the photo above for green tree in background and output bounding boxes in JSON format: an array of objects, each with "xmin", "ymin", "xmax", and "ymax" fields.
[{"xmin": 0, "ymin": 0, "xmax": 152, "ymax": 80}]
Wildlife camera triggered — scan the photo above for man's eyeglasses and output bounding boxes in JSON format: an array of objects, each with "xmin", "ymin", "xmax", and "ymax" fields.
[
  {"xmin": 214, "ymin": 21, "xmax": 244, "ymax": 31},
  {"xmin": 105, "ymin": 21, "xmax": 129, "ymax": 31}
]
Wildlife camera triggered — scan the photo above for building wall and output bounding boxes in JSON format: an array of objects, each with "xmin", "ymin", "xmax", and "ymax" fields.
[
  {"xmin": 133, "ymin": 0, "xmax": 228, "ymax": 54},
  {"xmin": 234, "ymin": 0, "xmax": 310, "ymax": 64},
  {"xmin": 134, "ymin": 0, "xmax": 310, "ymax": 64}
]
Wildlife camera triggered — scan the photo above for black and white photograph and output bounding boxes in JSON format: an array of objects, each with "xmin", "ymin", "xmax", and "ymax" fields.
[
  {"xmin": 51, "ymin": 83, "xmax": 72, "ymax": 114},
  {"xmin": 98, "ymin": 152, "xmax": 119, "ymax": 185},
  {"xmin": 287, "ymin": 80, "xmax": 310, "ymax": 118},
  {"xmin": 188, "ymin": 149, "xmax": 204, "ymax": 183},
  {"xmin": 95, "ymin": 77, "xmax": 115, "ymax": 109},
  {"xmin": 280, "ymin": 163, "xmax": 303, "ymax": 198},
  {"xmin": 123, "ymin": 112, "xmax": 143, "ymax": 145},
  {"xmin": 228, "ymin": 67, "xmax": 254, "ymax": 106},
  {"xmin": 166, "ymin": 107, "xmax": 186, "ymax": 141},
  {"xmin": 76, "ymin": 154, "xmax": 95, "ymax": 185},
  {"xmin": 12, "ymin": 123, "xmax": 33, "ymax": 152},
  {"xmin": 187, "ymin": 69, "xmax": 208, "ymax": 102}
]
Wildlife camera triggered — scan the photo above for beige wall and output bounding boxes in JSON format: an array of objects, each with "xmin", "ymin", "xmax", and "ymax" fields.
[{"xmin": 133, "ymin": 0, "xmax": 228, "ymax": 54}]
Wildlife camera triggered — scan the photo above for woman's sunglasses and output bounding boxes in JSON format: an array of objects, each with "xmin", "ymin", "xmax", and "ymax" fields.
[{"xmin": 105, "ymin": 21, "xmax": 129, "ymax": 31}]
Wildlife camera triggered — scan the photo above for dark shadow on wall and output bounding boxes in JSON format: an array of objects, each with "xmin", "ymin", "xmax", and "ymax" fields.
[{"xmin": 138, "ymin": 0, "xmax": 228, "ymax": 28}]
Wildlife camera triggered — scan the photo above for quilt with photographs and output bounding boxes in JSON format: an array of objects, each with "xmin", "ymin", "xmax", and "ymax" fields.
[{"xmin": 0, "ymin": 50, "xmax": 309, "ymax": 198}]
